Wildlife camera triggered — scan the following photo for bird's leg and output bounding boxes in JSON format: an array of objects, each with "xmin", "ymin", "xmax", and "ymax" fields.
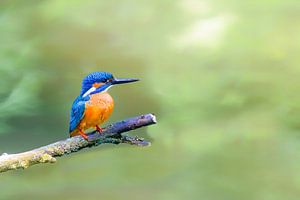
[
  {"xmin": 96, "ymin": 125, "xmax": 103, "ymax": 134},
  {"xmin": 79, "ymin": 129, "xmax": 89, "ymax": 141}
]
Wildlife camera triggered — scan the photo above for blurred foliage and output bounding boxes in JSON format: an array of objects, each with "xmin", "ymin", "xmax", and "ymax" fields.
[{"xmin": 1, "ymin": 0, "xmax": 300, "ymax": 200}]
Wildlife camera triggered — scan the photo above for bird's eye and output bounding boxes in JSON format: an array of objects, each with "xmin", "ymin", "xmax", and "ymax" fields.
[{"xmin": 106, "ymin": 78, "xmax": 113, "ymax": 83}]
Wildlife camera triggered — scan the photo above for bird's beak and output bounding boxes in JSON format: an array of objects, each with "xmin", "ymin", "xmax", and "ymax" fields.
[{"xmin": 111, "ymin": 78, "xmax": 139, "ymax": 85}]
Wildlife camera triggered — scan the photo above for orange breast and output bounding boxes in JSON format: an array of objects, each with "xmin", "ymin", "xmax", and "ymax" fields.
[{"xmin": 75, "ymin": 92, "xmax": 114, "ymax": 134}]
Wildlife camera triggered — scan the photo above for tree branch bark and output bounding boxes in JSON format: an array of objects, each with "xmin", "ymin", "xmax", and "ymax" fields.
[{"xmin": 0, "ymin": 113, "xmax": 156, "ymax": 173}]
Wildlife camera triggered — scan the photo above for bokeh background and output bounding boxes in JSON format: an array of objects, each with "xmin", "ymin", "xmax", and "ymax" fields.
[{"xmin": 1, "ymin": 0, "xmax": 300, "ymax": 199}]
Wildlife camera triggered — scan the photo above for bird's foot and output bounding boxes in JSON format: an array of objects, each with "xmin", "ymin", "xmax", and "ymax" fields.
[
  {"xmin": 79, "ymin": 130, "xmax": 89, "ymax": 141},
  {"xmin": 96, "ymin": 125, "xmax": 104, "ymax": 134}
]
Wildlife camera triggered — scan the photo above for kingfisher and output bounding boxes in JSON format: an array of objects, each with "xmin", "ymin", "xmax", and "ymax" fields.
[{"xmin": 69, "ymin": 72, "xmax": 139, "ymax": 140}]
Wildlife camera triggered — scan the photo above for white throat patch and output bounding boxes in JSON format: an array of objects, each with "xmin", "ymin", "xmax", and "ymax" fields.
[
  {"xmin": 103, "ymin": 85, "xmax": 113, "ymax": 92},
  {"xmin": 82, "ymin": 86, "xmax": 96, "ymax": 98},
  {"xmin": 82, "ymin": 85, "xmax": 113, "ymax": 97}
]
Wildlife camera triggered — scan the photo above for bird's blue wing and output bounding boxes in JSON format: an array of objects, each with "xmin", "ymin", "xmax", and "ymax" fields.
[{"xmin": 69, "ymin": 96, "xmax": 87, "ymax": 133}]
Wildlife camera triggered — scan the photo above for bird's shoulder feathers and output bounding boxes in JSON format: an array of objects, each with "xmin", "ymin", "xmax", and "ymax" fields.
[{"xmin": 69, "ymin": 95, "xmax": 89, "ymax": 133}]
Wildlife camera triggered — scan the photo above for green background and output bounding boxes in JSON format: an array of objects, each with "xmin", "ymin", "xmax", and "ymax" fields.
[{"xmin": 1, "ymin": 0, "xmax": 300, "ymax": 199}]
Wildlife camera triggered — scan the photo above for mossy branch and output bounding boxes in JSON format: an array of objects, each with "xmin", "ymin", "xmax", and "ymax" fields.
[{"xmin": 0, "ymin": 114, "xmax": 156, "ymax": 173}]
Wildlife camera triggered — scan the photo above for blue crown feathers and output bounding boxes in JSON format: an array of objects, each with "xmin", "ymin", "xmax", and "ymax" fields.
[{"xmin": 80, "ymin": 72, "xmax": 113, "ymax": 96}]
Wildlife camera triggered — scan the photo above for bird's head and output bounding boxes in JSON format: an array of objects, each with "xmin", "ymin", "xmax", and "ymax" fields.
[{"xmin": 80, "ymin": 72, "xmax": 139, "ymax": 97}]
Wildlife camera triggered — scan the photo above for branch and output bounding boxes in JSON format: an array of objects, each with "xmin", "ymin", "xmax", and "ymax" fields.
[{"xmin": 0, "ymin": 113, "xmax": 156, "ymax": 173}]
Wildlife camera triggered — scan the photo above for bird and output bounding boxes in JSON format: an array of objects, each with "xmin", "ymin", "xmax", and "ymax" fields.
[{"xmin": 69, "ymin": 72, "xmax": 139, "ymax": 140}]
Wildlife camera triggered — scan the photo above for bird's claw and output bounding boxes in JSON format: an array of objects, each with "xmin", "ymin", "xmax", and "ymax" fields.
[
  {"xmin": 96, "ymin": 125, "xmax": 104, "ymax": 134},
  {"xmin": 79, "ymin": 130, "xmax": 89, "ymax": 141}
]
